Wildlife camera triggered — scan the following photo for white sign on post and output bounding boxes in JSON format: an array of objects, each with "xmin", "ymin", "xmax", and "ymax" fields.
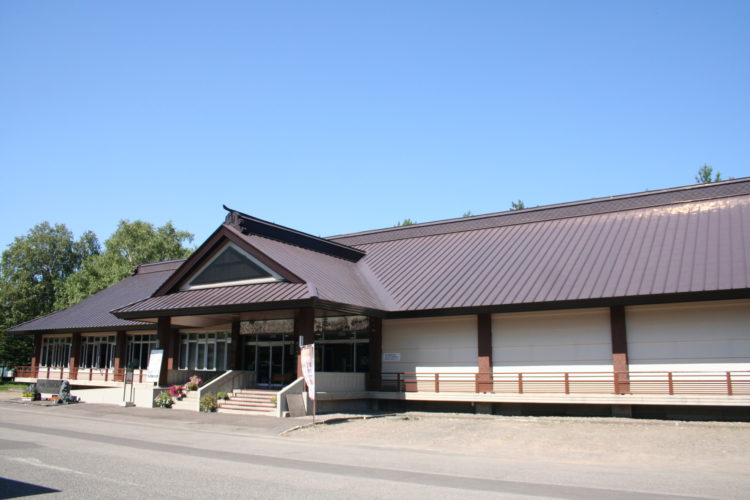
[
  {"xmin": 146, "ymin": 349, "xmax": 164, "ymax": 383},
  {"xmin": 300, "ymin": 345, "xmax": 315, "ymax": 400}
]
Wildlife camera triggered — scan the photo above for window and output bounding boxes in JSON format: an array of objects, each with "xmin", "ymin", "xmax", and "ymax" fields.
[
  {"xmin": 40, "ymin": 337, "xmax": 71, "ymax": 367},
  {"xmin": 178, "ymin": 332, "xmax": 231, "ymax": 370},
  {"xmin": 80, "ymin": 335, "xmax": 116, "ymax": 369},
  {"xmin": 184, "ymin": 244, "xmax": 281, "ymax": 290},
  {"xmin": 127, "ymin": 334, "xmax": 157, "ymax": 369},
  {"xmin": 314, "ymin": 316, "xmax": 370, "ymax": 373}
]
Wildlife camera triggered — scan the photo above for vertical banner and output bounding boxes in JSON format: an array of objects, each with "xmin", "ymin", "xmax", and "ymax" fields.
[{"xmin": 300, "ymin": 344, "xmax": 316, "ymax": 400}]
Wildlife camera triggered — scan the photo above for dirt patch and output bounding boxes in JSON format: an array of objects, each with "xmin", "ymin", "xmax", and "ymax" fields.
[{"xmin": 287, "ymin": 412, "xmax": 750, "ymax": 473}]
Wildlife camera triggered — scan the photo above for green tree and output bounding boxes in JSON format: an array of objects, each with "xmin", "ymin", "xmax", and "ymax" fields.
[
  {"xmin": 510, "ymin": 200, "xmax": 526, "ymax": 210},
  {"xmin": 695, "ymin": 164, "xmax": 722, "ymax": 184},
  {"xmin": 0, "ymin": 223, "xmax": 99, "ymax": 367},
  {"xmin": 394, "ymin": 219, "xmax": 417, "ymax": 227},
  {"xmin": 462, "ymin": 210, "xmax": 473, "ymax": 217},
  {"xmin": 55, "ymin": 220, "xmax": 193, "ymax": 309}
]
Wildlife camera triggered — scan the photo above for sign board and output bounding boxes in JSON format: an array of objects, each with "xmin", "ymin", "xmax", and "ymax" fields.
[
  {"xmin": 383, "ymin": 352, "xmax": 401, "ymax": 362},
  {"xmin": 146, "ymin": 349, "xmax": 164, "ymax": 383},
  {"xmin": 300, "ymin": 344, "xmax": 315, "ymax": 400}
]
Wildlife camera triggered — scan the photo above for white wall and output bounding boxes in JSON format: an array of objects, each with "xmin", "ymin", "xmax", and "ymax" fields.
[
  {"xmin": 492, "ymin": 308, "xmax": 612, "ymax": 373},
  {"xmin": 627, "ymin": 299, "xmax": 750, "ymax": 373},
  {"xmin": 382, "ymin": 316, "xmax": 477, "ymax": 374}
]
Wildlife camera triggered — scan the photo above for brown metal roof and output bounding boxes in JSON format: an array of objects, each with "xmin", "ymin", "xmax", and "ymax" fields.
[
  {"xmin": 354, "ymin": 195, "xmax": 750, "ymax": 311},
  {"xmin": 112, "ymin": 178, "xmax": 750, "ymax": 318},
  {"xmin": 329, "ymin": 178, "xmax": 750, "ymax": 246},
  {"xmin": 16, "ymin": 179, "xmax": 750, "ymax": 330},
  {"xmin": 7, "ymin": 260, "xmax": 185, "ymax": 333},
  {"xmin": 114, "ymin": 282, "xmax": 311, "ymax": 317}
]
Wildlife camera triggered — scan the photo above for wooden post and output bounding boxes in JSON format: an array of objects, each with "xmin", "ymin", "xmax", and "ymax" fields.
[
  {"xmin": 113, "ymin": 331, "xmax": 127, "ymax": 381},
  {"xmin": 69, "ymin": 332, "xmax": 81, "ymax": 380},
  {"xmin": 367, "ymin": 317, "xmax": 382, "ymax": 390},
  {"xmin": 295, "ymin": 307, "xmax": 315, "ymax": 379},
  {"xmin": 157, "ymin": 317, "xmax": 171, "ymax": 387},
  {"xmin": 31, "ymin": 334, "xmax": 43, "ymax": 377},
  {"xmin": 726, "ymin": 372, "xmax": 733, "ymax": 396},
  {"xmin": 610, "ymin": 305, "xmax": 630, "ymax": 394},
  {"xmin": 230, "ymin": 320, "xmax": 241, "ymax": 370},
  {"xmin": 477, "ymin": 314, "xmax": 493, "ymax": 392}
]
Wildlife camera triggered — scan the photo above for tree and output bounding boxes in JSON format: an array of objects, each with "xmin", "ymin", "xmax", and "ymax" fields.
[
  {"xmin": 394, "ymin": 219, "xmax": 417, "ymax": 227},
  {"xmin": 510, "ymin": 200, "xmax": 526, "ymax": 210},
  {"xmin": 0, "ymin": 223, "xmax": 99, "ymax": 367},
  {"xmin": 55, "ymin": 220, "xmax": 194, "ymax": 309},
  {"xmin": 462, "ymin": 210, "xmax": 473, "ymax": 217},
  {"xmin": 695, "ymin": 164, "xmax": 722, "ymax": 184}
]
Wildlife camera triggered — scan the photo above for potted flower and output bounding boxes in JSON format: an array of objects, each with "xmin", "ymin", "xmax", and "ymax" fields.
[
  {"xmin": 168, "ymin": 385, "xmax": 186, "ymax": 399},
  {"xmin": 199, "ymin": 393, "xmax": 218, "ymax": 412},
  {"xmin": 21, "ymin": 391, "xmax": 36, "ymax": 402},
  {"xmin": 185, "ymin": 375, "xmax": 202, "ymax": 391},
  {"xmin": 154, "ymin": 391, "xmax": 174, "ymax": 408}
]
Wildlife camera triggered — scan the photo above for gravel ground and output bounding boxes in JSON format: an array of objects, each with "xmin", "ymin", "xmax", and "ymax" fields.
[{"xmin": 287, "ymin": 412, "xmax": 750, "ymax": 474}]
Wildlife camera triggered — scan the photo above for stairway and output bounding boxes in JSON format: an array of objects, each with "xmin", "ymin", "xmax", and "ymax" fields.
[
  {"xmin": 171, "ymin": 390, "xmax": 198, "ymax": 411},
  {"xmin": 217, "ymin": 389, "xmax": 278, "ymax": 415}
]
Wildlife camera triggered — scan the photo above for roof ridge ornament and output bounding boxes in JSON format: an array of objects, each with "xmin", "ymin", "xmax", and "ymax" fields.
[{"xmin": 223, "ymin": 205, "xmax": 240, "ymax": 228}]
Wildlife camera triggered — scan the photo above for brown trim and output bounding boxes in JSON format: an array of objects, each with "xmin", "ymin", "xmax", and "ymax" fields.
[
  {"xmin": 230, "ymin": 320, "xmax": 241, "ymax": 370},
  {"xmin": 610, "ymin": 305, "xmax": 630, "ymax": 394},
  {"xmin": 477, "ymin": 314, "xmax": 493, "ymax": 392},
  {"xmin": 114, "ymin": 299, "xmax": 316, "ymax": 321},
  {"xmin": 168, "ymin": 328, "xmax": 179, "ymax": 371},
  {"xmin": 157, "ymin": 317, "xmax": 171, "ymax": 386},
  {"xmin": 295, "ymin": 307, "xmax": 315, "ymax": 379},
  {"xmin": 8, "ymin": 324, "xmax": 156, "ymax": 335},
  {"xmin": 367, "ymin": 317, "xmax": 382, "ymax": 390},
  {"xmin": 384, "ymin": 289, "xmax": 750, "ymax": 319},
  {"xmin": 113, "ymin": 331, "xmax": 127, "ymax": 371},
  {"xmin": 154, "ymin": 225, "xmax": 304, "ymax": 296}
]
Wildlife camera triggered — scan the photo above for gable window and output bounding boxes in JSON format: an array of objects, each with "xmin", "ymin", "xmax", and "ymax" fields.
[{"xmin": 184, "ymin": 244, "xmax": 282, "ymax": 290}]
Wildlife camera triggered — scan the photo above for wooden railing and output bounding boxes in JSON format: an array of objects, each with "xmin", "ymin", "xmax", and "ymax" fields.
[
  {"xmin": 15, "ymin": 366, "xmax": 148, "ymax": 383},
  {"xmin": 377, "ymin": 371, "xmax": 750, "ymax": 397}
]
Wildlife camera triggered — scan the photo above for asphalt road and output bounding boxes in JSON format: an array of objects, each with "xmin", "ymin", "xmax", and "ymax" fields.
[{"xmin": 0, "ymin": 402, "xmax": 746, "ymax": 499}]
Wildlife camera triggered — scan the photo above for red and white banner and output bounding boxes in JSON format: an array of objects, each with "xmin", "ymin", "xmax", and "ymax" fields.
[{"xmin": 300, "ymin": 344, "xmax": 315, "ymax": 400}]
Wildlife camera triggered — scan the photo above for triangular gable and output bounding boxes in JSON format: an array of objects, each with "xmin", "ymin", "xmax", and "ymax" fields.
[{"xmin": 153, "ymin": 224, "xmax": 304, "ymax": 296}]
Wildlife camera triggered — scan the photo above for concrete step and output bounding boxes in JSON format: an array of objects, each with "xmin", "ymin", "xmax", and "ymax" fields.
[
  {"xmin": 217, "ymin": 407, "xmax": 276, "ymax": 416},
  {"xmin": 220, "ymin": 400, "xmax": 276, "ymax": 408}
]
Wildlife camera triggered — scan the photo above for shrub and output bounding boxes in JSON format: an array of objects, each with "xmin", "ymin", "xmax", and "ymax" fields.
[
  {"xmin": 200, "ymin": 393, "xmax": 218, "ymax": 412},
  {"xmin": 22, "ymin": 391, "xmax": 36, "ymax": 398},
  {"xmin": 154, "ymin": 391, "xmax": 174, "ymax": 408},
  {"xmin": 216, "ymin": 392, "xmax": 229, "ymax": 400}
]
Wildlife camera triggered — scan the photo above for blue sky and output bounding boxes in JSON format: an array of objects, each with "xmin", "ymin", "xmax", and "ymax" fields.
[{"xmin": 1, "ymin": 1, "xmax": 748, "ymax": 251}]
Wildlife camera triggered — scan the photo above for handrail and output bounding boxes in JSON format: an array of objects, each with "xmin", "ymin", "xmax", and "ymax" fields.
[
  {"xmin": 378, "ymin": 370, "xmax": 750, "ymax": 397},
  {"xmin": 15, "ymin": 366, "xmax": 149, "ymax": 384}
]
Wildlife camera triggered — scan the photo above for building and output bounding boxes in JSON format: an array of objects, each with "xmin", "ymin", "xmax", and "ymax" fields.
[{"xmin": 10, "ymin": 179, "xmax": 750, "ymax": 418}]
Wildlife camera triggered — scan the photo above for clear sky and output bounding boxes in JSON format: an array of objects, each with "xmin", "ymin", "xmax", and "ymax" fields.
[{"xmin": 1, "ymin": 1, "xmax": 748, "ymax": 251}]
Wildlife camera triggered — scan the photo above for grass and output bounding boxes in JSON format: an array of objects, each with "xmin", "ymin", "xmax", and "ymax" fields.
[{"xmin": 0, "ymin": 381, "xmax": 27, "ymax": 392}]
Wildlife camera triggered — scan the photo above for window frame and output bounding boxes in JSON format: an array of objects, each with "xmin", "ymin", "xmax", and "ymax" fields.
[{"xmin": 181, "ymin": 244, "xmax": 283, "ymax": 291}]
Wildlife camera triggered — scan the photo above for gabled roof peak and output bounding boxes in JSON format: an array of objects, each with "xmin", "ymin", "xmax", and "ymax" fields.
[{"xmin": 222, "ymin": 205, "xmax": 366, "ymax": 262}]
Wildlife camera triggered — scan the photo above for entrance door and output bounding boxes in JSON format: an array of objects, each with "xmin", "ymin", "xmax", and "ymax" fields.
[
  {"xmin": 245, "ymin": 337, "xmax": 297, "ymax": 388},
  {"xmin": 256, "ymin": 345, "xmax": 278, "ymax": 386}
]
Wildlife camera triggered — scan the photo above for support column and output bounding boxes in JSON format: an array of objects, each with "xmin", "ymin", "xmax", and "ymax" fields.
[
  {"xmin": 157, "ymin": 317, "xmax": 172, "ymax": 387},
  {"xmin": 230, "ymin": 320, "xmax": 241, "ymax": 370},
  {"xmin": 69, "ymin": 332, "xmax": 81, "ymax": 380},
  {"xmin": 31, "ymin": 334, "xmax": 43, "ymax": 376},
  {"xmin": 295, "ymin": 307, "xmax": 315, "ymax": 379},
  {"xmin": 367, "ymin": 317, "xmax": 382, "ymax": 390},
  {"xmin": 477, "ymin": 314, "xmax": 493, "ymax": 392},
  {"xmin": 113, "ymin": 331, "xmax": 127, "ymax": 382},
  {"xmin": 168, "ymin": 328, "xmax": 179, "ymax": 371},
  {"xmin": 610, "ymin": 305, "xmax": 630, "ymax": 394}
]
